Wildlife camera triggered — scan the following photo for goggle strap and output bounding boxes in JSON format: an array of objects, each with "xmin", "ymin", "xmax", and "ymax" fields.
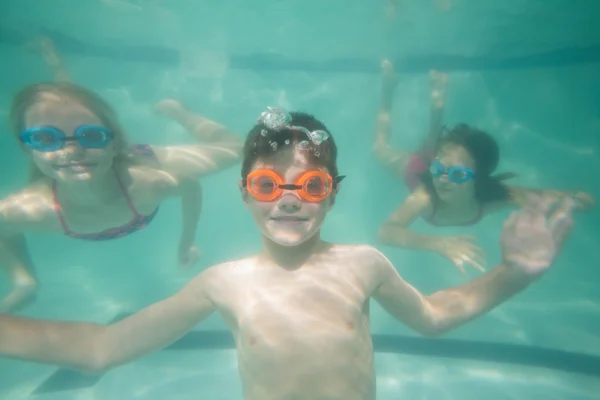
[
  {"xmin": 243, "ymin": 174, "xmax": 346, "ymax": 186},
  {"xmin": 334, "ymin": 175, "xmax": 346, "ymax": 186}
]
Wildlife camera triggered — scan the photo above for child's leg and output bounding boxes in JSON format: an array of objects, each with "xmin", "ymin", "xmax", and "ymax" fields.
[
  {"xmin": 33, "ymin": 37, "xmax": 72, "ymax": 83},
  {"xmin": 374, "ymin": 60, "xmax": 398, "ymax": 148},
  {"xmin": 372, "ymin": 60, "xmax": 413, "ymax": 179},
  {"xmin": 435, "ymin": 0, "xmax": 452, "ymax": 11},
  {"xmin": 385, "ymin": 0, "xmax": 401, "ymax": 22},
  {"xmin": 151, "ymin": 100, "xmax": 242, "ymax": 180},
  {"xmin": 154, "ymin": 99, "xmax": 239, "ymax": 143},
  {"xmin": 424, "ymin": 69, "xmax": 448, "ymax": 152}
]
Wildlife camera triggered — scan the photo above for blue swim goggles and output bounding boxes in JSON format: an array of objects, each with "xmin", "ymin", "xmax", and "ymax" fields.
[
  {"xmin": 19, "ymin": 125, "xmax": 113, "ymax": 152},
  {"xmin": 429, "ymin": 160, "xmax": 475, "ymax": 183}
]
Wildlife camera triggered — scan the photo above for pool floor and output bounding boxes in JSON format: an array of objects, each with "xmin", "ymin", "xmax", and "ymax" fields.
[{"xmin": 2, "ymin": 348, "xmax": 599, "ymax": 400}]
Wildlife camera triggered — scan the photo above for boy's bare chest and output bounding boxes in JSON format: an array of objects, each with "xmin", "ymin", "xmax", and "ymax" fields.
[{"xmin": 219, "ymin": 267, "xmax": 373, "ymax": 345}]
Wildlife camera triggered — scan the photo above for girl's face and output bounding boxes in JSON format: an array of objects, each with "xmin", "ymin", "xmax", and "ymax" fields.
[
  {"xmin": 23, "ymin": 94, "xmax": 118, "ymax": 183},
  {"xmin": 431, "ymin": 143, "xmax": 476, "ymax": 202}
]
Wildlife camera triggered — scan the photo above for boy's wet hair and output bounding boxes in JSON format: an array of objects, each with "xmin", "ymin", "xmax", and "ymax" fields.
[
  {"xmin": 241, "ymin": 111, "xmax": 339, "ymax": 180},
  {"xmin": 421, "ymin": 123, "xmax": 516, "ymax": 203}
]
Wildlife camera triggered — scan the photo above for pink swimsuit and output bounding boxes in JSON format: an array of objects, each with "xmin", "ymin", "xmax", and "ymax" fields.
[{"xmin": 52, "ymin": 144, "xmax": 159, "ymax": 241}]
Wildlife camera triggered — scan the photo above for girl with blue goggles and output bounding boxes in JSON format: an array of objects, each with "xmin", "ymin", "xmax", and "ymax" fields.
[
  {"xmin": 429, "ymin": 160, "xmax": 475, "ymax": 184},
  {"xmin": 19, "ymin": 125, "xmax": 113, "ymax": 152}
]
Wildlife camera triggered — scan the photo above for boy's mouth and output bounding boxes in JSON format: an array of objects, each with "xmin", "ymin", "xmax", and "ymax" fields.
[{"xmin": 271, "ymin": 216, "xmax": 309, "ymax": 224}]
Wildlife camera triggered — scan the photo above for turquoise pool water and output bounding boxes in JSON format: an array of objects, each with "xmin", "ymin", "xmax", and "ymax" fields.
[{"xmin": 0, "ymin": 0, "xmax": 599, "ymax": 399}]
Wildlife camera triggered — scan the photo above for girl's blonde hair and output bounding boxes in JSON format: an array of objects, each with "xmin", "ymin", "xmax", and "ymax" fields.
[{"xmin": 9, "ymin": 82, "xmax": 132, "ymax": 182}]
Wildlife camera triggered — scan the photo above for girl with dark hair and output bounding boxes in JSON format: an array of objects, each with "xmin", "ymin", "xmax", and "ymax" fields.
[{"xmin": 372, "ymin": 60, "xmax": 594, "ymax": 274}]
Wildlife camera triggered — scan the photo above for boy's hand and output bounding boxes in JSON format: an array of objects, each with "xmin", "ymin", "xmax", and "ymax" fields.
[
  {"xmin": 501, "ymin": 195, "xmax": 574, "ymax": 278},
  {"xmin": 571, "ymin": 191, "xmax": 595, "ymax": 211}
]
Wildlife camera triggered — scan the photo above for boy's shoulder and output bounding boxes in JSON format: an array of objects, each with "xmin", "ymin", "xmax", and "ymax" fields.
[
  {"xmin": 328, "ymin": 243, "xmax": 386, "ymax": 256},
  {"xmin": 326, "ymin": 243, "xmax": 391, "ymax": 268},
  {"xmin": 201, "ymin": 256, "xmax": 259, "ymax": 277},
  {"xmin": 187, "ymin": 256, "xmax": 258, "ymax": 296},
  {"xmin": 325, "ymin": 244, "xmax": 397, "ymax": 290}
]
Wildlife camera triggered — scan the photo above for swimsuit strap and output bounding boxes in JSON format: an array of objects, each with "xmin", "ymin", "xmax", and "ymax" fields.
[
  {"xmin": 52, "ymin": 179, "xmax": 70, "ymax": 234},
  {"xmin": 52, "ymin": 169, "xmax": 142, "ymax": 235},
  {"xmin": 114, "ymin": 171, "xmax": 142, "ymax": 217}
]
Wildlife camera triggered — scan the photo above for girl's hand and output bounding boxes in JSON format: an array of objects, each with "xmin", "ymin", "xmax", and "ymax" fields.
[
  {"xmin": 436, "ymin": 235, "xmax": 486, "ymax": 274},
  {"xmin": 178, "ymin": 244, "xmax": 201, "ymax": 269},
  {"xmin": 0, "ymin": 271, "xmax": 38, "ymax": 313}
]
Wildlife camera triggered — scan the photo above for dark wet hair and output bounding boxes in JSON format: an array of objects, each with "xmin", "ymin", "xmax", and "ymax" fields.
[
  {"xmin": 421, "ymin": 123, "xmax": 516, "ymax": 204},
  {"xmin": 241, "ymin": 112, "xmax": 340, "ymax": 181}
]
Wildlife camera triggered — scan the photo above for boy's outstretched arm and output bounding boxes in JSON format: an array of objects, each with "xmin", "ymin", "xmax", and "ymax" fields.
[
  {"xmin": 508, "ymin": 186, "xmax": 595, "ymax": 212},
  {"xmin": 0, "ymin": 270, "xmax": 216, "ymax": 373},
  {"xmin": 373, "ymin": 196, "xmax": 574, "ymax": 336}
]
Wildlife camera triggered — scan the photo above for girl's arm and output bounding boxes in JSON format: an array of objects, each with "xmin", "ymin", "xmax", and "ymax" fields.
[
  {"xmin": 379, "ymin": 186, "xmax": 486, "ymax": 273},
  {"xmin": 0, "ymin": 234, "xmax": 38, "ymax": 313},
  {"xmin": 378, "ymin": 187, "xmax": 439, "ymax": 252},
  {"xmin": 0, "ymin": 197, "xmax": 42, "ymax": 313}
]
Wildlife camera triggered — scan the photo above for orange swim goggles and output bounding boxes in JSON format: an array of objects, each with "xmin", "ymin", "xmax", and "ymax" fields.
[{"xmin": 244, "ymin": 169, "xmax": 345, "ymax": 202}]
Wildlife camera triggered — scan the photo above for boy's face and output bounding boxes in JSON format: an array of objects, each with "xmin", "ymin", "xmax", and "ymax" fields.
[{"xmin": 241, "ymin": 146, "xmax": 338, "ymax": 247}]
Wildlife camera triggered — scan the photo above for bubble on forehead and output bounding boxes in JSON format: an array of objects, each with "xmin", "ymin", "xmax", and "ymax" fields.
[{"xmin": 298, "ymin": 140, "xmax": 310, "ymax": 150}]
